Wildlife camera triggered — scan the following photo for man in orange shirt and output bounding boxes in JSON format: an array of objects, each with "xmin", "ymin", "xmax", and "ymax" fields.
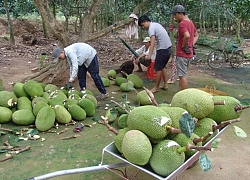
[{"xmin": 171, "ymin": 5, "xmax": 199, "ymax": 91}]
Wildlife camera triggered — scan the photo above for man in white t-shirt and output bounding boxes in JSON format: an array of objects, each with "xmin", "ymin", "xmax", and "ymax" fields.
[{"xmin": 131, "ymin": 37, "xmax": 156, "ymax": 72}]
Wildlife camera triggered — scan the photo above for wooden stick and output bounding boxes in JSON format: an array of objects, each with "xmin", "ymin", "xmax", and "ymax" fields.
[
  {"xmin": 100, "ymin": 116, "xmax": 119, "ymax": 135},
  {"xmin": 57, "ymin": 128, "xmax": 69, "ymax": 135},
  {"xmin": 65, "ymin": 120, "xmax": 76, "ymax": 126},
  {"xmin": 143, "ymin": 87, "xmax": 159, "ymax": 106},
  {"xmin": 61, "ymin": 135, "xmax": 80, "ymax": 140},
  {"xmin": 0, "ymin": 155, "xmax": 13, "ymax": 162},
  {"xmin": 110, "ymin": 100, "xmax": 130, "ymax": 114}
]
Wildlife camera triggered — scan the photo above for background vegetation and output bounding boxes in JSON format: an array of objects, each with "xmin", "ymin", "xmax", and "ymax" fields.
[{"xmin": 1, "ymin": 0, "xmax": 250, "ymax": 46}]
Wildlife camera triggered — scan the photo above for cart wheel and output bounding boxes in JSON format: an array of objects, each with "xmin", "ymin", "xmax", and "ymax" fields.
[
  {"xmin": 230, "ymin": 50, "xmax": 244, "ymax": 68},
  {"xmin": 207, "ymin": 50, "xmax": 226, "ymax": 69}
]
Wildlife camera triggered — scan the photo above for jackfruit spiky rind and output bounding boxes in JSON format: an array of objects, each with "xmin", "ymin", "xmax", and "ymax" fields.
[
  {"xmin": 33, "ymin": 101, "xmax": 49, "ymax": 116},
  {"xmin": 171, "ymin": 88, "xmax": 214, "ymax": 119},
  {"xmin": 120, "ymin": 82, "xmax": 134, "ymax": 92},
  {"xmin": 78, "ymin": 98, "xmax": 95, "ymax": 117},
  {"xmin": 114, "ymin": 127, "xmax": 130, "ymax": 153},
  {"xmin": 44, "ymin": 84, "xmax": 59, "ymax": 92},
  {"xmin": 13, "ymin": 82, "xmax": 30, "ymax": 98},
  {"xmin": 12, "ymin": 109, "xmax": 35, "ymax": 125},
  {"xmin": 149, "ymin": 140, "xmax": 185, "ymax": 176},
  {"xmin": 32, "ymin": 96, "xmax": 47, "ymax": 107},
  {"xmin": 0, "ymin": 106, "xmax": 12, "ymax": 123},
  {"xmin": 68, "ymin": 104, "xmax": 86, "ymax": 121},
  {"xmin": 126, "ymin": 74, "xmax": 143, "ymax": 88},
  {"xmin": 117, "ymin": 114, "xmax": 128, "ymax": 128},
  {"xmin": 101, "ymin": 77, "xmax": 110, "ymax": 87},
  {"xmin": 23, "ymin": 80, "xmax": 44, "ymax": 98},
  {"xmin": 53, "ymin": 105, "xmax": 72, "ymax": 124},
  {"xmin": 114, "ymin": 77, "xmax": 127, "ymax": 86},
  {"xmin": 0, "ymin": 91, "xmax": 17, "ymax": 107},
  {"xmin": 159, "ymin": 106, "xmax": 187, "ymax": 129},
  {"xmin": 35, "ymin": 106, "xmax": 55, "ymax": 132},
  {"xmin": 206, "ymin": 95, "xmax": 242, "ymax": 123},
  {"xmin": 171, "ymin": 133, "xmax": 202, "ymax": 160},
  {"xmin": 63, "ymin": 98, "xmax": 78, "ymax": 109},
  {"xmin": 121, "ymin": 130, "xmax": 152, "ymax": 166},
  {"xmin": 193, "ymin": 117, "xmax": 218, "ymax": 145},
  {"xmin": 127, "ymin": 106, "xmax": 172, "ymax": 139},
  {"xmin": 136, "ymin": 90, "xmax": 153, "ymax": 105},
  {"xmin": 107, "ymin": 69, "xmax": 117, "ymax": 79},
  {"xmin": 48, "ymin": 90, "xmax": 67, "ymax": 107},
  {"xmin": 82, "ymin": 94, "xmax": 98, "ymax": 108},
  {"xmin": 17, "ymin": 96, "xmax": 33, "ymax": 111}
]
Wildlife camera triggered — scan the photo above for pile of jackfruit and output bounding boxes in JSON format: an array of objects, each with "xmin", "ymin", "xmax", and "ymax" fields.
[
  {"xmin": 109, "ymin": 88, "xmax": 246, "ymax": 177},
  {"xmin": 0, "ymin": 79, "xmax": 97, "ymax": 132}
]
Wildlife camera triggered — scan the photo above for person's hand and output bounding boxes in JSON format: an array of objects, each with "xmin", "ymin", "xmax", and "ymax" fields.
[{"xmin": 182, "ymin": 45, "xmax": 191, "ymax": 54}]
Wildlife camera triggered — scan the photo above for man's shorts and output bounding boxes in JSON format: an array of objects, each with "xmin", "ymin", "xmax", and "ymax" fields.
[
  {"xmin": 154, "ymin": 47, "xmax": 172, "ymax": 71},
  {"xmin": 176, "ymin": 56, "xmax": 192, "ymax": 77}
]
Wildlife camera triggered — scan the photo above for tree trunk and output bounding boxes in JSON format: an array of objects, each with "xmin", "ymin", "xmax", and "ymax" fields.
[
  {"xmin": 3, "ymin": 0, "xmax": 15, "ymax": 45},
  {"xmin": 33, "ymin": 0, "xmax": 69, "ymax": 46}
]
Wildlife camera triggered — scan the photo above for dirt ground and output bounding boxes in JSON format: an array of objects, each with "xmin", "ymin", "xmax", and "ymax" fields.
[{"xmin": 1, "ymin": 19, "xmax": 250, "ymax": 180}]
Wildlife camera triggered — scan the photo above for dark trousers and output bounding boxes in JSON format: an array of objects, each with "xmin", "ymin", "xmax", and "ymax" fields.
[{"xmin": 78, "ymin": 55, "xmax": 106, "ymax": 94}]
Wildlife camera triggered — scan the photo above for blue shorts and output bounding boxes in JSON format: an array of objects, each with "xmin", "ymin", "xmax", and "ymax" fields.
[{"xmin": 154, "ymin": 47, "xmax": 172, "ymax": 71}]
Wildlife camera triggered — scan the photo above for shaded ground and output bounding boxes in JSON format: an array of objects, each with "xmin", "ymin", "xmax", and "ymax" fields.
[{"xmin": 1, "ymin": 19, "xmax": 250, "ymax": 180}]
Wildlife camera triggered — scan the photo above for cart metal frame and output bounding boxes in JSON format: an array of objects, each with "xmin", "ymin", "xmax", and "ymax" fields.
[{"xmin": 28, "ymin": 126, "xmax": 228, "ymax": 180}]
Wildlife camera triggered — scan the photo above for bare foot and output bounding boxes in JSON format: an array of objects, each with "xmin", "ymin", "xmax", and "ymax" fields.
[{"xmin": 150, "ymin": 87, "xmax": 159, "ymax": 93}]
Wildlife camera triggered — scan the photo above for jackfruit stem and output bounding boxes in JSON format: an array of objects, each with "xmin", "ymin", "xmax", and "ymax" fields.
[
  {"xmin": 186, "ymin": 145, "xmax": 211, "ymax": 151},
  {"xmin": 212, "ymin": 118, "xmax": 241, "ymax": 132},
  {"xmin": 101, "ymin": 116, "xmax": 119, "ymax": 135},
  {"xmin": 143, "ymin": 87, "xmax": 159, "ymax": 106},
  {"xmin": 166, "ymin": 126, "xmax": 182, "ymax": 134},
  {"xmin": 214, "ymin": 100, "xmax": 225, "ymax": 105},
  {"xmin": 110, "ymin": 100, "xmax": 130, "ymax": 114},
  {"xmin": 193, "ymin": 132, "xmax": 213, "ymax": 145},
  {"xmin": 234, "ymin": 105, "xmax": 250, "ymax": 112}
]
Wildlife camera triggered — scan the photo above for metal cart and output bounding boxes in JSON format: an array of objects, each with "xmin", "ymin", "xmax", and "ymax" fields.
[{"xmin": 28, "ymin": 126, "xmax": 228, "ymax": 180}]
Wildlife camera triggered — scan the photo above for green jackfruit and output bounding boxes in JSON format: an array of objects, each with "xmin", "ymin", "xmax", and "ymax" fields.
[
  {"xmin": 115, "ymin": 77, "xmax": 127, "ymax": 86},
  {"xmin": 117, "ymin": 114, "xmax": 128, "ymax": 128},
  {"xmin": 12, "ymin": 82, "xmax": 30, "ymax": 98},
  {"xmin": 78, "ymin": 98, "xmax": 95, "ymax": 117},
  {"xmin": 79, "ymin": 88, "xmax": 94, "ymax": 96},
  {"xmin": 53, "ymin": 105, "xmax": 72, "ymax": 124},
  {"xmin": 127, "ymin": 106, "xmax": 172, "ymax": 139},
  {"xmin": 63, "ymin": 98, "xmax": 78, "ymax": 109},
  {"xmin": 42, "ymin": 92, "xmax": 50, "ymax": 102},
  {"xmin": 68, "ymin": 93, "xmax": 81, "ymax": 101},
  {"xmin": 0, "ymin": 91, "xmax": 17, "ymax": 108},
  {"xmin": 0, "ymin": 107, "xmax": 12, "ymax": 123},
  {"xmin": 17, "ymin": 96, "xmax": 33, "ymax": 111},
  {"xmin": 101, "ymin": 77, "xmax": 110, "ymax": 87},
  {"xmin": 82, "ymin": 94, "xmax": 97, "ymax": 108},
  {"xmin": 159, "ymin": 106, "xmax": 187, "ymax": 129},
  {"xmin": 107, "ymin": 69, "xmax": 117, "ymax": 79},
  {"xmin": 48, "ymin": 90, "xmax": 67, "ymax": 107},
  {"xmin": 32, "ymin": 96, "xmax": 47, "ymax": 107},
  {"xmin": 44, "ymin": 84, "xmax": 59, "ymax": 92},
  {"xmin": 35, "ymin": 106, "xmax": 55, "ymax": 131},
  {"xmin": 193, "ymin": 117, "xmax": 218, "ymax": 145},
  {"xmin": 126, "ymin": 73, "xmax": 143, "ymax": 88},
  {"xmin": 136, "ymin": 90, "xmax": 153, "ymax": 105},
  {"xmin": 149, "ymin": 140, "xmax": 185, "ymax": 176},
  {"xmin": 206, "ymin": 96, "xmax": 242, "ymax": 123},
  {"xmin": 33, "ymin": 101, "xmax": 49, "ymax": 116},
  {"xmin": 23, "ymin": 80, "xmax": 44, "ymax": 98},
  {"xmin": 121, "ymin": 130, "xmax": 152, "ymax": 165},
  {"xmin": 68, "ymin": 88, "xmax": 80, "ymax": 97},
  {"xmin": 12, "ymin": 109, "xmax": 35, "ymax": 125},
  {"xmin": 171, "ymin": 133, "xmax": 202, "ymax": 160},
  {"xmin": 38, "ymin": 82, "xmax": 46, "ymax": 91},
  {"xmin": 120, "ymin": 82, "xmax": 134, "ymax": 92},
  {"xmin": 60, "ymin": 87, "xmax": 68, "ymax": 96},
  {"xmin": 171, "ymin": 88, "xmax": 214, "ymax": 119},
  {"xmin": 114, "ymin": 127, "xmax": 130, "ymax": 153},
  {"xmin": 105, "ymin": 108, "xmax": 118, "ymax": 123},
  {"xmin": 68, "ymin": 104, "xmax": 86, "ymax": 121}
]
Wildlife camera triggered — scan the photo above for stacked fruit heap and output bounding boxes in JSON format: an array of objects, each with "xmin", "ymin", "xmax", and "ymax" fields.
[
  {"xmin": 0, "ymin": 79, "xmax": 98, "ymax": 132},
  {"xmin": 102, "ymin": 88, "xmax": 248, "ymax": 177}
]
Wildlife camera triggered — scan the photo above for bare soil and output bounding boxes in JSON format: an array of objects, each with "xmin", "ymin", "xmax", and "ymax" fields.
[{"xmin": 1, "ymin": 19, "xmax": 250, "ymax": 180}]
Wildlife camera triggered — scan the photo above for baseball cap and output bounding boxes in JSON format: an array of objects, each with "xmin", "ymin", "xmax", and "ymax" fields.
[
  {"xmin": 143, "ymin": 37, "xmax": 150, "ymax": 43},
  {"xmin": 171, "ymin": 5, "xmax": 185, "ymax": 14},
  {"xmin": 52, "ymin": 47, "xmax": 62, "ymax": 62}
]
